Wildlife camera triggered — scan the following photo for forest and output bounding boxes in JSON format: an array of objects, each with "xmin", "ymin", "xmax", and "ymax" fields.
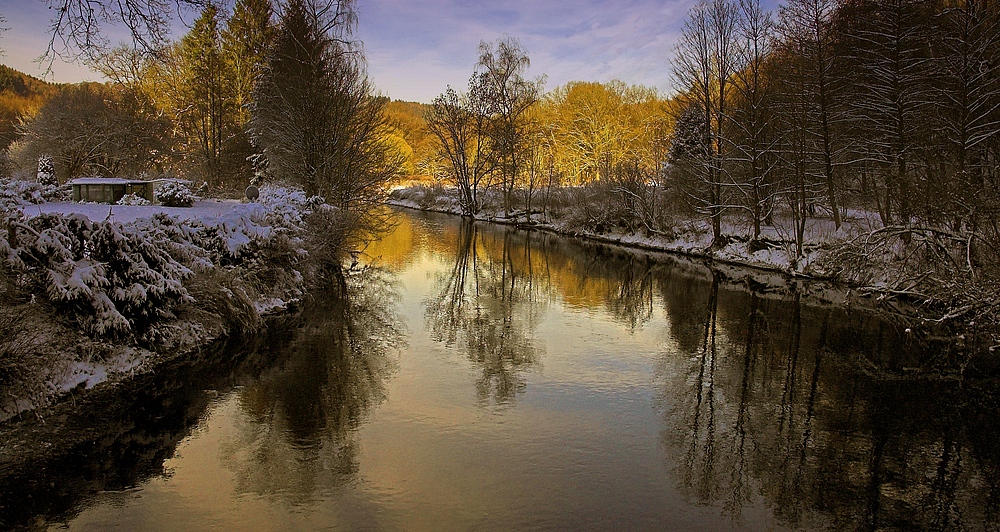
[{"xmin": 399, "ymin": 0, "xmax": 1000, "ymax": 337}]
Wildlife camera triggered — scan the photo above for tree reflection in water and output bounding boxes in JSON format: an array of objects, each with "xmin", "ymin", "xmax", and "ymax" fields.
[
  {"xmin": 656, "ymin": 266, "xmax": 1000, "ymax": 530},
  {"xmin": 222, "ymin": 266, "xmax": 401, "ymax": 502},
  {"xmin": 410, "ymin": 212, "xmax": 1000, "ymax": 529},
  {"xmin": 424, "ymin": 219, "xmax": 542, "ymax": 404}
]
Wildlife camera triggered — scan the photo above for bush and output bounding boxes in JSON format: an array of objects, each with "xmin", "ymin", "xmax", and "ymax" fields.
[
  {"xmin": 117, "ymin": 193, "xmax": 151, "ymax": 206},
  {"xmin": 155, "ymin": 181, "xmax": 196, "ymax": 207},
  {"xmin": 4, "ymin": 213, "xmax": 194, "ymax": 338}
]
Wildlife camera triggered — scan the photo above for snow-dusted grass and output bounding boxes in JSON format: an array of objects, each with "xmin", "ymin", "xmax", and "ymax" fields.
[{"xmin": 388, "ymin": 184, "xmax": 861, "ymax": 278}]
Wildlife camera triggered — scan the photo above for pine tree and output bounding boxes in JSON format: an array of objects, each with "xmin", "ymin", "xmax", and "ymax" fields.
[
  {"xmin": 178, "ymin": 5, "xmax": 234, "ymax": 188},
  {"xmin": 36, "ymin": 155, "xmax": 56, "ymax": 186},
  {"xmin": 222, "ymin": 0, "xmax": 276, "ymax": 126}
]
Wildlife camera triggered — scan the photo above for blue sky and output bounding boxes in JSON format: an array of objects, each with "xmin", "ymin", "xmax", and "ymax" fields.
[{"xmin": 0, "ymin": 0, "xmax": 698, "ymax": 102}]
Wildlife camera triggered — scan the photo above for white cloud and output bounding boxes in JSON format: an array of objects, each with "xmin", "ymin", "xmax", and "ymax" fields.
[{"xmin": 0, "ymin": 0, "xmax": 698, "ymax": 99}]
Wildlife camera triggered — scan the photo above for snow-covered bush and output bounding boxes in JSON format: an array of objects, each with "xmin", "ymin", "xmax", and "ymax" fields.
[
  {"xmin": 0, "ymin": 178, "xmax": 71, "ymax": 206},
  {"xmin": 155, "ymin": 181, "xmax": 195, "ymax": 207},
  {"xmin": 36, "ymin": 155, "xmax": 57, "ymax": 187},
  {"xmin": 4, "ymin": 212, "xmax": 193, "ymax": 338},
  {"xmin": 117, "ymin": 193, "xmax": 151, "ymax": 206}
]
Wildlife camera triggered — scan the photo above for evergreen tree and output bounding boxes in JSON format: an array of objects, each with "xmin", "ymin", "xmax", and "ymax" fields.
[
  {"xmin": 250, "ymin": 0, "xmax": 402, "ymax": 217},
  {"xmin": 222, "ymin": 0, "xmax": 276, "ymax": 126},
  {"xmin": 178, "ymin": 4, "xmax": 234, "ymax": 188},
  {"xmin": 36, "ymin": 155, "xmax": 57, "ymax": 186}
]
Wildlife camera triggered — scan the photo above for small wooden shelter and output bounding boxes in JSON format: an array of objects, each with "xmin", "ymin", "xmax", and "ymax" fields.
[{"xmin": 68, "ymin": 177, "xmax": 155, "ymax": 204}]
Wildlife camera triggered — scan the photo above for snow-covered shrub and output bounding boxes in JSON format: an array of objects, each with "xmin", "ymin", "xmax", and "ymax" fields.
[
  {"xmin": 6, "ymin": 213, "xmax": 193, "ymax": 338},
  {"xmin": 155, "ymin": 181, "xmax": 195, "ymax": 207},
  {"xmin": 0, "ymin": 178, "xmax": 70, "ymax": 206},
  {"xmin": 36, "ymin": 155, "xmax": 57, "ymax": 187},
  {"xmin": 117, "ymin": 193, "xmax": 151, "ymax": 206},
  {"xmin": 247, "ymin": 152, "xmax": 270, "ymax": 186}
]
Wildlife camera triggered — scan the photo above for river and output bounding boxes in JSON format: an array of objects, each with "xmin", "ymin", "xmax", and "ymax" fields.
[{"xmin": 2, "ymin": 208, "xmax": 998, "ymax": 530}]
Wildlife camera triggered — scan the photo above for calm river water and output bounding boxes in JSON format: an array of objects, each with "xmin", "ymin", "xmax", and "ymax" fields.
[{"xmin": 3, "ymin": 208, "xmax": 999, "ymax": 531}]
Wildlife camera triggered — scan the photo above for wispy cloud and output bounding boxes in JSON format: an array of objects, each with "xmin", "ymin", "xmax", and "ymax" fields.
[{"xmin": 357, "ymin": 0, "xmax": 695, "ymax": 102}]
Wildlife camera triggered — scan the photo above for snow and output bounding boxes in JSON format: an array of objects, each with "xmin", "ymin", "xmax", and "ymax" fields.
[
  {"xmin": 67, "ymin": 177, "xmax": 149, "ymax": 185},
  {"xmin": 31, "ymin": 199, "xmax": 242, "ymax": 224},
  {"xmin": 1, "ymin": 183, "xmax": 320, "ymax": 418},
  {"xmin": 387, "ymin": 185, "xmax": 872, "ymax": 279}
]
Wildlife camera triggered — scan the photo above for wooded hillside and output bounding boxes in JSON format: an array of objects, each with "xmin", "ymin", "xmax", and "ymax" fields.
[{"xmin": 0, "ymin": 65, "xmax": 57, "ymax": 151}]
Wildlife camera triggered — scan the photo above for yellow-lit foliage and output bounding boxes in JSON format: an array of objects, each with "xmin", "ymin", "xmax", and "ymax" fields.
[
  {"xmin": 0, "ymin": 65, "xmax": 58, "ymax": 151},
  {"xmin": 384, "ymin": 100, "xmax": 435, "ymax": 178},
  {"xmin": 539, "ymin": 80, "xmax": 675, "ymax": 185},
  {"xmin": 383, "ymin": 129, "xmax": 416, "ymax": 177}
]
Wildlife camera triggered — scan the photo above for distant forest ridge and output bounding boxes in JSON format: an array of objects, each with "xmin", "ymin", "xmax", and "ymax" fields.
[
  {"xmin": 0, "ymin": 64, "xmax": 58, "ymax": 150},
  {"xmin": 0, "ymin": 63, "xmax": 438, "ymax": 174}
]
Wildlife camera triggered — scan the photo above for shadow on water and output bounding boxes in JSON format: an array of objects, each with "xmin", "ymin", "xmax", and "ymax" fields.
[
  {"xmin": 0, "ymin": 266, "xmax": 401, "ymax": 531},
  {"xmin": 5, "ymin": 206, "xmax": 1000, "ymax": 529}
]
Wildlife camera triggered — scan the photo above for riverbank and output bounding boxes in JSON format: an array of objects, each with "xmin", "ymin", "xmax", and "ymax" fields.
[
  {"xmin": 0, "ymin": 183, "xmax": 344, "ymax": 421},
  {"xmin": 388, "ymin": 184, "xmax": 1000, "ymax": 345}
]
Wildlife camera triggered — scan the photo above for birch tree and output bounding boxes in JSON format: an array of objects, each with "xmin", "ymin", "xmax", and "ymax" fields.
[
  {"xmin": 426, "ymin": 80, "xmax": 496, "ymax": 216},
  {"xmin": 476, "ymin": 36, "xmax": 542, "ymax": 217}
]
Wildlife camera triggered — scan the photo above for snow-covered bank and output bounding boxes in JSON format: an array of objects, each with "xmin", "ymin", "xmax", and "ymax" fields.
[
  {"xmin": 0, "ymin": 184, "xmax": 336, "ymax": 420},
  {"xmin": 388, "ymin": 184, "xmax": 999, "ymax": 342},
  {"xmin": 387, "ymin": 186, "xmax": 848, "ymax": 278},
  {"xmin": 30, "ymin": 198, "xmax": 242, "ymax": 224}
]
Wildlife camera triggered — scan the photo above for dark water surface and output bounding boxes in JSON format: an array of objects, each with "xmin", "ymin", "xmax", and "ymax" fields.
[{"xmin": 3, "ymin": 208, "xmax": 1000, "ymax": 531}]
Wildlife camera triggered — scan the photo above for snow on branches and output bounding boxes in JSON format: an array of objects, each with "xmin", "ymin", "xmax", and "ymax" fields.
[
  {"xmin": 0, "ymin": 184, "xmax": 326, "ymax": 340},
  {"xmin": 155, "ymin": 180, "xmax": 196, "ymax": 207}
]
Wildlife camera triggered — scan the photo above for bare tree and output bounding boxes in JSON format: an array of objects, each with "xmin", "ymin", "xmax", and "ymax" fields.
[
  {"xmin": 730, "ymin": 0, "xmax": 780, "ymax": 247},
  {"xmin": 426, "ymin": 81, "xmax": 495, "ymax": 216},
  {"xmin": 777, "ymin": 0, "xmax": 847, "ymax": 229},
  {"xmin": 476, "ymin": 36, "xmax": 543, "ymax": 217},
  {"xmin": 844, "ymin": 0, "xmax": 935, "ymax": 228},
  {"xmin": 41, "ymin": 0, "xmax": 203, "ymax": 65},
  {"xmin": 673, "ymin": 0, "xmax": 740, "ymax": 246},
  {"xmin": 932, "ymin": 0, "xmax": 1000, "ymax": 234},
  {"xmin": 13, "ymin": 83, "xmax": 172, "ymax": 180}
]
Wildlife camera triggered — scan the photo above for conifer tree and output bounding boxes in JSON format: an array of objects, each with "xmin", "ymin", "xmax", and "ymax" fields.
[
  {"xmin": 178, "ymin": 4, "xmax": 234, "ymax": 188},
  {"xmin": 222, "ymin": 0, "xmax": 276, "ymax": 126}
]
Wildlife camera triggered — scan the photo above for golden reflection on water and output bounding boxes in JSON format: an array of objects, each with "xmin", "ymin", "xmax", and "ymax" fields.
[{"xmin": 53, "ymin": 208, "xmax": 1000, "ymax": 531}]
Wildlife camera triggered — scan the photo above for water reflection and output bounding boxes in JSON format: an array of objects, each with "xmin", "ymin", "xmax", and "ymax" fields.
[
  {"xmin": 424, "ymin": 220, "xmax": 542, "ymax": 403},
  {"xmin": 5, "ymin": 208, "xmax": 1000, "ymax": 530},
  {"xmin": 0, "ymin": 265, "xmax": 401, "ymax": 530},
  {"xmin": 222, "ymin": 267, "xmax": 401, "ymax": 501},
  {"xmin": 655, "ymin": 270, "xmax": 998, "ymax": 530},
  {"xmin": 399, "ymin": 210, "xmax": 1000, "ymax": 529}
]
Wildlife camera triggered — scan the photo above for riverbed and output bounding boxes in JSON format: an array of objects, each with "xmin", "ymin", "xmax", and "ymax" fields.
[{"xmin": 1, "ymin": 208, "xmax": 996, "ymax": 530}]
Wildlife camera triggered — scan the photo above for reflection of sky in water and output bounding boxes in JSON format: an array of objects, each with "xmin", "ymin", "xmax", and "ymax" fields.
[{"xmin": 58, "ymin": 209, "xmax": 998, "ymax": 531}]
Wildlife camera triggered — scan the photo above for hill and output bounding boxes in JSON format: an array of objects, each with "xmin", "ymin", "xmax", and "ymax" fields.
[
  {"xmin": 384, "ymin": 100, "xmax": 434, "ymax": 179},
  {"xmin": 0, "ymin": 64, "xmax": 59, "ymax": 151}
]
